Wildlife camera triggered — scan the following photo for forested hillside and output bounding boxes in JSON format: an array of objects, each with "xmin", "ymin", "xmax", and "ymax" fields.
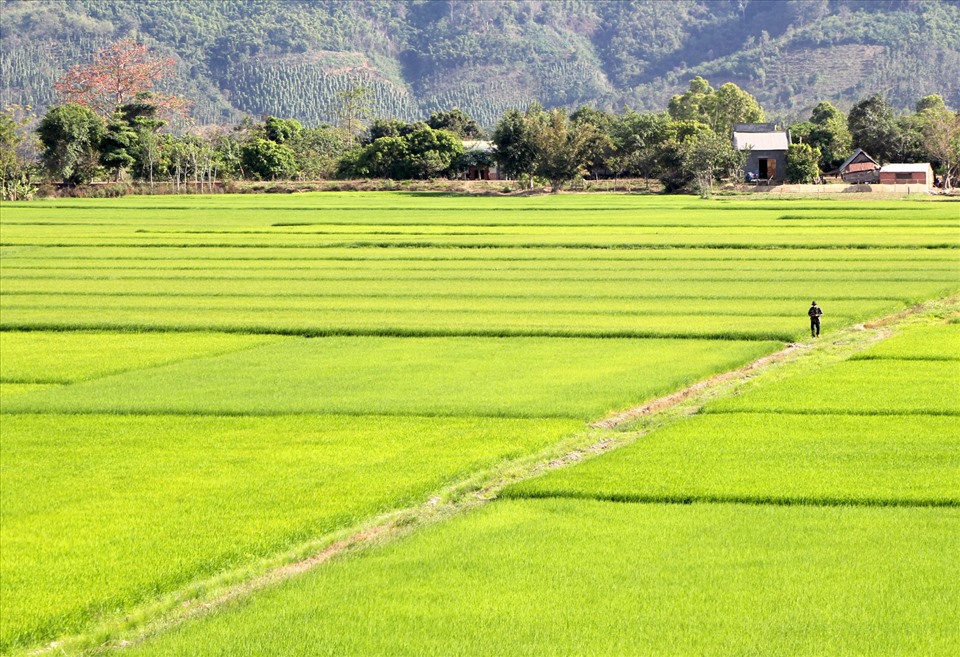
[{"xmin": 2, "ymin": 0, "xmax": 959, "ymax": 127}]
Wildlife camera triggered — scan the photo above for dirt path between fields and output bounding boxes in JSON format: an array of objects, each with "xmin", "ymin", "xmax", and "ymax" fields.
[
  {"xmin": 591, "ymin": 343, "xmax": 803, "ymax": 430},
  {"xmin": 29, "ymin": 297, "xmax": 956, "ymax": 657}
]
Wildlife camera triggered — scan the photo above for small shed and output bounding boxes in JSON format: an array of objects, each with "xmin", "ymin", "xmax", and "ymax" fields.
[
  {"xmin": 732, "ymin": 123, "xmax": 790, "ymax": 183},
  {"xmin": 461, "ymin": 140, "xmax": 499, "ymax": 180},
  {"xmin": 878, "ymin": 163, "xmax": 933, "ymax": 187},
  {"xmin": 830, "ymin": 148, "xmax": 880, "ymax": 184}
]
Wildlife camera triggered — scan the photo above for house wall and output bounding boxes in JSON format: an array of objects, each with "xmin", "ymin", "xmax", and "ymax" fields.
[
  {"xmin": 842, "ymin": 169, "xmax": 879, "ymax": 184},
  {"xmin": 879, "ymin": 171, "xmax": 930, "ymax": 186},
  {"xmin": 751, "ymin": 184, "xmax": 933, "ymax": 195},
  {"xmin": 744, "ymin": 149, "xmax": 787, "ymax": 181}
]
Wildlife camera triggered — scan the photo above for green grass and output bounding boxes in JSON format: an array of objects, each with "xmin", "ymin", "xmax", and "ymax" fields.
[
  {"xmin": 0, "ymin": 382, "xmax": 54, "ymax": 399},
  {"xmin": 506, "ymin": 414, "xmax": 960, "ymax": 505},
  {"xmin": 124, "ymin": 498, "xmax": 960, "ymax": 657},
  {"xmin": 0, "ymin": 413, "xmax": 578, "ymax": 652},
  {"xmin": 0, "ymin": 336, "xmax": 778, "ymax": 419},
  {"xmin": 707, "ymin": 360, "xmax": 960, "ymax": 415},
  {"xmin": 853, "ymin": 324, "xmax": 960, "ymax": 360},
  {"xmin": 0, "ymin": 331, "xmax": 278, "ymax": 383}
]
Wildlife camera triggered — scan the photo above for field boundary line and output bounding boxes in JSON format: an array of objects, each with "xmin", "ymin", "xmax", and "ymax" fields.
[
  {"xmin": 503, "ymin": 490, "xmax": 960, "ymax": 509},
  {"xmin": 19, "ymin": 296, "xmax": 958, "ymax": 657}
]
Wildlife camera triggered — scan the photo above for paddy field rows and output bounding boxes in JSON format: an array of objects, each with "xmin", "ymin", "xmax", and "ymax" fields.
[{"xmin": 0, "ymin": 193, "xmax": 958, "ymax": 655}]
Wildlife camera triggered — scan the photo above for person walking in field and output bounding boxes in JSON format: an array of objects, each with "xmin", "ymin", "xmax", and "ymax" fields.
[{"xmin": 808, "ymin": 301, "xmax": 823, "ymax": 337}]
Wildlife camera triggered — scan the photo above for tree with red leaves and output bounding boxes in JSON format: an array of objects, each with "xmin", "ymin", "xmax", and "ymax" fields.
[{"xmin": 54, "ymin": 38, "xmax": 189, "ymax": 119}]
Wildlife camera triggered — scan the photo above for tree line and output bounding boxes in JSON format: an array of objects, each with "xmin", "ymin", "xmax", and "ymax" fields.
[{"xmin": 1, "ymin": 40, "xmax": 958, "ymax": 200}]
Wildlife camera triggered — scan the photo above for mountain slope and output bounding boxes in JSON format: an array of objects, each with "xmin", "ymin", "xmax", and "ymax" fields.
[{"xmin": 1, "ymin": 0, "xmax": 957, "ymax": 127}]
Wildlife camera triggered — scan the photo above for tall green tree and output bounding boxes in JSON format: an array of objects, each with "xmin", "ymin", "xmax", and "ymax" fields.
[
  {"xmin": 427, "ymin": 108, "xmax": 483, "ymax": 139},
  {"xmin": 657, "ymin": 120, "xmax": 714, "ymax": 193},
  {"xmin": 669, "ymin": 77, "xmax": 764, "ymax": 136},
  {"xmin": 531, "ymin": 109, "xmax": 601, "ymax": 192},
  {"xmin": 610, "ymin": 111, "xmax": 671, "ymax": 184},
  {"xmin": 569, "ymin": 106, "xmax": 616, "ymax": 179},
  {"xmin": 708, "ymin": 83, "xmax": 765, "ymax": 135},
  {"xmin": 241, "ymin": 138, "xmax": 297, "ymax": 180},
  {"xmin": 264, "ymin": 117, "xmax": 303, "ymax": 144},
  {"xmin": 99, "ymin": 114, "xmax": 137, "ymax": 181},
  {"xmin": 36, "ymin": 104, "xmax": 105, "ymax": 184},
  {"xmin": 786, "ymin": 142, "xmax": 821, "ymax": 183},
  {"xmin": 338, "ymin": 123, "xmax": 462, "ymax": 179},
  {"xmin": 492, "ymin": 106, "xmax": 542, "ymax": 186},
  {"xmin": 335, "ymin": 86, "xmax": 370, "ymax": 142},
  {"xmin": 402, "ymin": 124, "xmax": 464, "ymax": 179},
  {"xmin": 800, "ymin": 101, "xmax": 852, "ymax": 171},
  {"xmin": 0, "ymin": 107, "xmax": 38, "ymax": 200},
  {"xmin": 848, "ymin": 94, "xmax": 899, "ymax": 163},
  {"xmin": 124, "ymin": 100, "xmax": 167, "ymax": 186},
  {"xmin": 679, "ymin": 130, "xmax": 744, "ymax": 198},
  {"xmin": 288, "ymin": 126, "xmax": 352, "ymax": 180},
  {"xmin": 917, "ymin": 103, "xmax": 960, "ymax": 189}
]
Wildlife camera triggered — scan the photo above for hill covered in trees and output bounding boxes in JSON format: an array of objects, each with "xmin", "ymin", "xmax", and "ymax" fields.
[{"xmin": 2, "ymin": 0, "xmax": 959, "ymax": 127}]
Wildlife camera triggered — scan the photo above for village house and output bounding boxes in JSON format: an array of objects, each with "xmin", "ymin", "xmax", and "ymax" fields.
[
  {"xmin": 829, "ymin": 148, "xmax": 881, "ymax": 184},
  {"xmin": 732, "ymin": 123, "xmax": 790, "ymax": 183},
  {"xmin": 878, "ymin": 163, "xmax": 934, "ymax": 187},
  {"xmin": 461, "ymin": 140, "xmax": 499, "ymax": 180}
]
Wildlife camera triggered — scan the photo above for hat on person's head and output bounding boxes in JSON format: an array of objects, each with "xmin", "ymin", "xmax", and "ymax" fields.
[{"xmin": 811, "ymin": 301, "xmax": 817, "ymax": 305}]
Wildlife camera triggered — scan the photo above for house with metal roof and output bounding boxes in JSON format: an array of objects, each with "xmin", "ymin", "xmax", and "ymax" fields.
[
  {"xmin": 732, "ymin": 123, "xmax": 790, "ymax": 183},
  {"xmin": 829, "ymin": 148, "xmax": 880, "ymax": 184},
  {"xmin": 878, "ymin": 163, "xmax": 933, "ymax": 187}
]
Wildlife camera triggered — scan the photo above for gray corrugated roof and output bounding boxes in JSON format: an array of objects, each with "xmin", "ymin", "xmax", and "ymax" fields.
[
  {"xmin": 733, "ymin": 123, "xmax": 778, "ymax": 133},
  {"xmin": 732, "ymin": 131, "xmax": 789, "ymax": 151}
]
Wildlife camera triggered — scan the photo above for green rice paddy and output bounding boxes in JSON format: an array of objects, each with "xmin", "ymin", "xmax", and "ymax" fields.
[
  {"xmin": 126, "ymin": 499, "xmax": 960, "ymax": 657},
  {"xmin": 707, "ymin": 359, "xmax": 960, "ymax": 415},
  {"xmin": 1, "ymin": 335, "xmax": 776, "ymax": 418},
  {"xmin": 1, "ymin": 413, "xmax": 577, "ymax": 650},
  {"xmin": 1, "ymin": 193, "xmax": 958, "ymax": 655},
  {"xmin": 507, "ymin": 413, "xmax": 960, "ymax": 505},
  {"xmin": 853, "ymin": 323, "xmax": 960, "ymax": 360}
]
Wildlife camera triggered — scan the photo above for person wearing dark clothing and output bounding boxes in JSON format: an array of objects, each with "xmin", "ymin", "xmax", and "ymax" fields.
[{"xmin": 808, "ymin": 301, "xmax": 823, "ymax": 337}]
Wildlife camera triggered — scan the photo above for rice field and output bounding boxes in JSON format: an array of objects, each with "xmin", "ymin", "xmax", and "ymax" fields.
[
  {"xmin": 1, "ymin": 335, "xmax": 777, "ymax": 418},
  {"xmin": 124, "ymin": 500, "xmax": 960, "ymax": 657},
  {"xmin": 1, "ymin": 413, "xmax": 578, "ymax": 650},
  {"xmin": 505, "ymin": 413, "xmax": 960, "ymax": 505},
  {"xmin": 119, "ymin": 310, "xmax": 960, "ymax": 657},
  {"xmin": 0, "ymin": 193, "xmax": 958, "ymax": 655}
]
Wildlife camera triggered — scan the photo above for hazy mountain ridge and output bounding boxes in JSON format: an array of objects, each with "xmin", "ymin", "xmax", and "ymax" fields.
[{"xmin": 2, "ymin": 0, "xmax": 958, "ymax": 127}]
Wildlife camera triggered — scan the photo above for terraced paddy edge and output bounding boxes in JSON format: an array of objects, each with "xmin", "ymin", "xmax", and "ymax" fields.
[
  {"xmin": 0, "ymin": 414, "xmax": 581, "ymax": 653},
  {"xmin": 121, "ymin": 499, "xmax": 960, "ymax": 657}
]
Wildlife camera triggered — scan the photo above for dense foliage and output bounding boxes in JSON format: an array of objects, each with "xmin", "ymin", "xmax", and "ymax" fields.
[{"xmin": 3, "ymin": 30, "xmax": 958, "ymax": 193}]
